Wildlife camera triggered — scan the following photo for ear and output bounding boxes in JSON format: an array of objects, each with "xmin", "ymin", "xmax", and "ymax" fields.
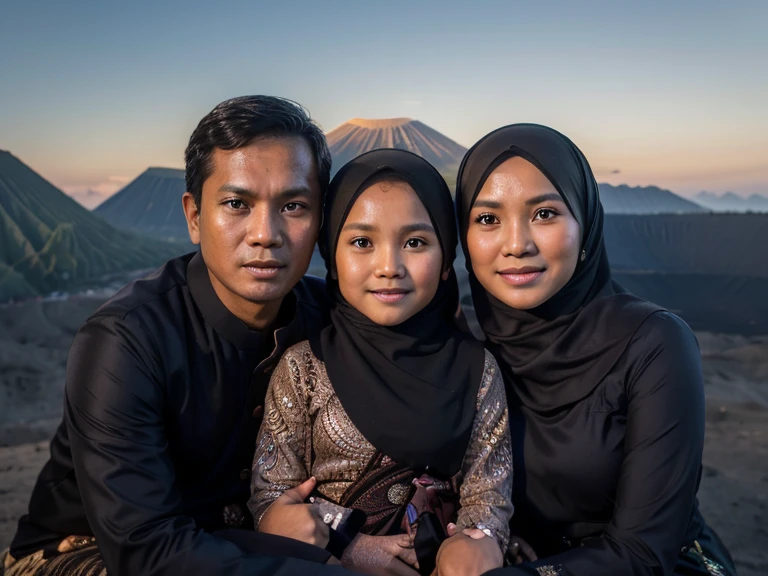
[
  {"xmin": 182, "ymin": 192, "xmax": 201, "ymax": 245},
  {"xmin": 441, "ymin": 268, "xmax": 451, "ymax": 281}
]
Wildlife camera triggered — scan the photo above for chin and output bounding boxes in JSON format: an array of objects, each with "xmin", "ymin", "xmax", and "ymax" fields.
[
  {"xmin": 241, "ymin": 283, "xmax": 292, "ymax": 304},
  {"xmin": 493, "ymin": 288, "xmax": 549, "ymax": 311},
  {"xmin": 360, "ymin": 309, "xmax": 411, "ymax": 327}
]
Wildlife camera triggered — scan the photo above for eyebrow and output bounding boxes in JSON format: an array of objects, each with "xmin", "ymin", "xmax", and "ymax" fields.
[
  {"xmin": 525, "ymin": 193, "xmax": 564, "ymax": 206},
  {"xmin": 472, "ymin": 199, "xmax": 502, "ymax": 209},
  {"xmin": 341, "ymin": 222, "xmax": 436, "ymax": 234},
  {"xmin": 342, "ymin": 222, "xmax": 377, "ymax": 232},
  {"xmin": 217, "ymin": 184, "xmax": 314, "ymax": 200}
]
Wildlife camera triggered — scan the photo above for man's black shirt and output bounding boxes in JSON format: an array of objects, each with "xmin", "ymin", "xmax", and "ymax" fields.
[{"xmin": 10, "ymin": 252, "xmax": 344, "ymax": 575}]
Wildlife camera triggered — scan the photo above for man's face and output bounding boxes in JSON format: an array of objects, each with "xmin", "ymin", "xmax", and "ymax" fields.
[{"xmin": 182, "ymin": 136, "xmax": 322, "ymax": 326}]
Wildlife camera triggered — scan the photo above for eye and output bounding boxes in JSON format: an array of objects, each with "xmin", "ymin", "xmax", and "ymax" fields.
[
  {"xmin": 351, "ymin": 237, "xmax": 371, "ymax": 249},
  {"xmin": 404, "ymin": 238, "xmax": 426, "ymax": 249},
  {"xmin": 283, "ymin": 202, "xmax": 306, "ymax": 213},
  {"xmin": 224, "ymin": 199, "xmax": 246, "ymax": 210},
  {"xmin": 474, "ymin": 213, "xmax": 499, "ymax": 226},
  {"xmin": 534, "ymin": 208, "xmax": 558, "ymax": 221}
]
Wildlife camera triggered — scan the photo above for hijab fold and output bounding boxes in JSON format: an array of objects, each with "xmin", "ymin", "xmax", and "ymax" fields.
[
  {"xmin": 312, "ymin": 149, "xmax": 485, "ymax": 477},
  {"xmin": 456, "ymin": 124, "xmax": 662, "ymax": 413}
]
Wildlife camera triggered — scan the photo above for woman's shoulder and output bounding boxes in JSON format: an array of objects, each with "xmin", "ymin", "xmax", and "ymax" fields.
[
  {"xmin": 629, "ymin": 310, "xmax": 698, "ymax": 354},
  {"xmin": 624, "ymin": 311, "xmax": 703, "ymax": 396}
]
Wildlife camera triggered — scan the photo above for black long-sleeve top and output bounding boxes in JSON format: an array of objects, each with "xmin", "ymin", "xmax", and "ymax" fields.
[
  {"xmin": 10, "ymin": 252, "xmax": 350, "ymax": 576},
  {"xmin": 487, "ymin": 312, "xmax": 726, "ymax": 576}
]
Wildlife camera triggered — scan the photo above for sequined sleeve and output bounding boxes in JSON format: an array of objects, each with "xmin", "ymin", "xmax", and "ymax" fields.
[
  {"xmin": 453, "ymin": 350, "xmax": 514, "ymax": 552},
  {"xmin": 247, "ymin": 345, "xmax": 313, "ymax": 527}
]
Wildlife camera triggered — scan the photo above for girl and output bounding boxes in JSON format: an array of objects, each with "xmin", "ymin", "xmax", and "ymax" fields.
[
  {"xmin": 457, "ymin": 124, "xmax": 735, "ymax": 576},
  {"xmin": 249, "ymin": 149, "xmax": 514, "ymax": 576}
]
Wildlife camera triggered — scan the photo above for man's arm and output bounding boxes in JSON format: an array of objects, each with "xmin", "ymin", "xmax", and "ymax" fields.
[{"xmin": 65, "ymin": 314, "xmax": 347, "ymax": 576}]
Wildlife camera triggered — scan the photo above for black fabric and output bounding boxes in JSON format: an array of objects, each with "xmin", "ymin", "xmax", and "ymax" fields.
[
  {"xmin": 10, "ymin": 252, "xmax": 354, "ymax": 576},
  {"xmin": 482, "ymin": 313, "xmax": 736, "ymax": 576},
  {"xmin": 458, "ymin": 124, "xmax": 735, "ymax": 575},
  {"xmin": 456, "ymin": 123, "xmax": 662, "ymax": 412},
  {"xmin": 311, "ymin": 149, "xmax": 485, "ymax": 477}
]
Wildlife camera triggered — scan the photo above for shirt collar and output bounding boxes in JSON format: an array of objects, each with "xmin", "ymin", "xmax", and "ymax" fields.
[{"xmin": 186, "ymin": 251, "xmax": 298, "ymax": 351}]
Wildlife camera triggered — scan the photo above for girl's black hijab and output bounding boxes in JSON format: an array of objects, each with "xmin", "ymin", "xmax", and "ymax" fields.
[
  {"xmin": 312, "ymin": 149, "xmax": 485, "ymax": 477},
  {"xmin": 456, "ymin": 124, "xmax": 662, "ymax": 413}
]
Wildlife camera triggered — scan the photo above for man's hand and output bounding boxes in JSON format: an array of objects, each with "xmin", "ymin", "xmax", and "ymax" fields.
[
  {"xmin": 434, "ymin": 529, "xmax": 503, "ymax": 576},
  {"xmin": 341, "ymin": 533, "xmax": 420, "ymax": 576},
  {"xmin": 258, "ymin": 477, "xmax": 329, "ymax": 547}
]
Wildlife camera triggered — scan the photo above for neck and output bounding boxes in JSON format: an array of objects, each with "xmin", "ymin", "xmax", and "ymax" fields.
[{"xmin": 208, "ymin": 270, "xmax": 284, "ymax": 331}]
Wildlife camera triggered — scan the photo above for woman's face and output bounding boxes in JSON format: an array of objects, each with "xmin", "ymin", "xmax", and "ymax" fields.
[
  {"xmin": 466, "ymin": 156, "xmax": 581, "ymax": 310},
  {"xmin": 335, "ymin": 180, "xmax": 448, "ymax": 326}
]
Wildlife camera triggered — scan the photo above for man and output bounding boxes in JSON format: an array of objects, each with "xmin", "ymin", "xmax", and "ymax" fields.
[{"xmin": 4, "ymin": 96, "xmax": 351, "ymax": 575}]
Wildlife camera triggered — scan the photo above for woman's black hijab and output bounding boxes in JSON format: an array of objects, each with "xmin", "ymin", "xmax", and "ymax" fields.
[
  {"xmin": 456, "ymin": 124, "xmax": 662, "ymax": 413},
  {"xmin": 311, "ymin": 149, "xmax": 485, "ymax": 477}
]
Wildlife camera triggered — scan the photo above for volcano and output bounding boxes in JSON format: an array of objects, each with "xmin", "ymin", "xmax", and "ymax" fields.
[
  {"xmin": 94, "ymin": 167, "xmax": 189, "ymax": 240},
  {"xmin": 326, "ymin": 118, "xmax": 467, "ymax": 178}
]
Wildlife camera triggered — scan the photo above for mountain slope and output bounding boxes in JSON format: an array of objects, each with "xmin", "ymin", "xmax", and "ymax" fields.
[
  {"xmin": 599, "ymin": 183, "xmax": 706, "ymax": 214},
  {"xmin": 327, "ymin": 118, "xmax": 467, "ymax": 176},
  {"xmin": 0, "ymin": 150, "xmax": 183, "ymax": 301},
  {"xmin": 94, "ymin": 167, "xmax": 189, "ymax": 239},
  {"xmin": 694, "ymin": 191, "xmax": 768, "ymax": 213}
]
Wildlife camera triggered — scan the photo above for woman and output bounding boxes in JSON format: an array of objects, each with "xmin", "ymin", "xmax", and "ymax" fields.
[
  {"xmin": 248, "ymin": 149, "xmax": 513, "ymax": 576},
  {"xmin": 455, "ymin": 124, "xmax": 735, "ymax": 576}
]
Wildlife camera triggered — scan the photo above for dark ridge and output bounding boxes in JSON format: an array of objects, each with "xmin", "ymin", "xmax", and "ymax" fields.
[
  {"xmin": 599, "ymin": 183, "xmax": 706, "ymax": 214},
  {"xmin": 94, "ymin": 167, "xmax": 188, "ymax": 240},
  {"xmin": 0, "ymin": 152, "xmax": 184, "ymax": 302}
]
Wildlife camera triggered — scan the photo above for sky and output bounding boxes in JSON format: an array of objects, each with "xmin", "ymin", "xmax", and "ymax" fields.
[{"xmin": 1, "ymin": 0, "xmax": 766, "ymax": 203}]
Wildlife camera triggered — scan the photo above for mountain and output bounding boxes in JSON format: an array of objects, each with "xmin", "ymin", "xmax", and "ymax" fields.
[
  {"xmin": 68, "ymin": 188, "xmax": 109, "ymax": 209},
  {"xmin": 598, "ymin": 183, "xmax": 706, "ymax": 214},
  {"xmin": 94, "ymin": 167, "xmax": 189, "ymax": 239},
  {"xmin": 0, "ymin": 151, "xmax": 183, "ymax": 302},
  {"xmin": 326, "ymin": 118, "xmax": 467, "ymax": 178},
  {"xmin": 694, "ymin": 191, "xmax": 768, "ymax": 213},
  {"xmin": 603, "ymin": 213, "xmax": 768, "ymax": 334}
]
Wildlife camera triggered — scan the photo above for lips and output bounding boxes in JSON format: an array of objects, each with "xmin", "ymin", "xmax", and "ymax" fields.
[
  {"xmin": 497, "ymin": 266, "xmax": 545, "ymax": 286},
  {"xmin": 243, "ymin": 259, "xmax": 285, "ymax": 279},
  {"xmin": 369, "ymin": 288, "xmax": 411, "ymax": 303}
]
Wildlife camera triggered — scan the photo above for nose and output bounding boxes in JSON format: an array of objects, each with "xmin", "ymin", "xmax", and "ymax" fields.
[
  {"xmin": 502, "ymin": 219, "xmax": 536, "ymax": 258},
  {"xmin": 374, "ymin": 244, "xmax": 406, "ymax": 279},
  {"xmin": 245, "ymin": 204, "xmax": 283, "ymax": 248}
]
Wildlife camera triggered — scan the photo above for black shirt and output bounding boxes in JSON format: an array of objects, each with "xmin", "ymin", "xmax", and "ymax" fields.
[
  {"xmin": 487, "ymin": 312, "xmax": 734, "ymax": 575},
  {"xmin": 11, "ymin": 252, "xmax": 349, "ymax": 575}
]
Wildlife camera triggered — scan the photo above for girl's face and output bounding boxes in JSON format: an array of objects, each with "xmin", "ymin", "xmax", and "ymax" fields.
[
  {"xmin": 466, "ymin": 156, "xmax": 581, "ymax": 310},
  {"xmin": 335, "ymin": 179, "xmax": 448, "ymax": 326}
]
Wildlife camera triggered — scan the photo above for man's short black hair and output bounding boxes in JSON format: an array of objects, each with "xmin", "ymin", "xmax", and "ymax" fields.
[{"xmin": 185, "ymin": 95, "xmax": 331, "ymax": 207}]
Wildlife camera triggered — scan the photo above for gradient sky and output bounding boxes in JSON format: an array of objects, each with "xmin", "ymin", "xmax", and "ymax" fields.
[{"xmin": 1, "ymin": 0, "xmax": 766, "ymax": 201}]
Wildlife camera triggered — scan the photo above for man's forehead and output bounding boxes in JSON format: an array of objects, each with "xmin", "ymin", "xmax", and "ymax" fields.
[
  {"xmin": 206, "ymin": 138, "xmax": 319, "ymax": 192},
  {"xmin": 212, "ymin": 137, "xmax": 314, "ymax": 170}
]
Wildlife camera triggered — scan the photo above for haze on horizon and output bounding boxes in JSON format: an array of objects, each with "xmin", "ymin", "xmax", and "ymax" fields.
[{"xmin": 1, "ymin": 0, "xmax": 766, "ymax": 203}]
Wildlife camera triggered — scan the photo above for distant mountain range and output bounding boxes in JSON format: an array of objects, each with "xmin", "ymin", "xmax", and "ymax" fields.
[
  {"xmin": 694, "ymin": 191, "xmax": 768, "ymax": 213},
  {"xmin": 94, "ymin": 167, "xmax": 188, "ymax": 239},
  {"xmin": 0, "ymin": 150, "xmax": 183, "ymax": 302},
  {"xmin": 598, "ymin": 183, "xmax": 706, "ymax": 214},
  {"xmin": 326, "ymin": 118, "xmax": 466, "ymax": 177}
]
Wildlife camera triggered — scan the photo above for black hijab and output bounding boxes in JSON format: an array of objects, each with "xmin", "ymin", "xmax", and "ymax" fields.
[
  {"xmin": 456, "ymin": 124, "xmax": 662, "ymax": 413},
  {"xmin": 312, "ymin": 149, "xmax": 485, "ymax": 477}
]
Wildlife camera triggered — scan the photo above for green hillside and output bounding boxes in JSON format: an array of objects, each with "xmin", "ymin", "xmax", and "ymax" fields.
[{"xmin": 0, "ymin": 150, "xmax": 185, "ymax": 301}]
